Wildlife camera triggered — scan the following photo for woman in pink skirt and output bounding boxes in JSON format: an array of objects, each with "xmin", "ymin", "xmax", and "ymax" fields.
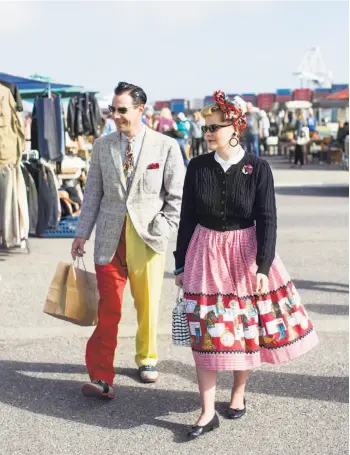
[{"xmin": 174, "ymin": 90, "xmax": 318, "ymax": 439}]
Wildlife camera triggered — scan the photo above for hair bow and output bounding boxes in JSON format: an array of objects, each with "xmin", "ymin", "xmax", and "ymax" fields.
[{"xmin": 213, "ymin": 90, "xmax": 247, "ymax": 134}]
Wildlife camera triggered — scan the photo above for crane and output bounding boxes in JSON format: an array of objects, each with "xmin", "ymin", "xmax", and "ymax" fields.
[{"xmin": 293, "ymin": 46, "xmax": 333, "ymax": 89}]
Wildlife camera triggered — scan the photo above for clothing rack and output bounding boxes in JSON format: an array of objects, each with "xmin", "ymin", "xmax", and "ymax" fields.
[{"xmin": 22, "ymin": 149, "xmax": 39, "ymax": 162}]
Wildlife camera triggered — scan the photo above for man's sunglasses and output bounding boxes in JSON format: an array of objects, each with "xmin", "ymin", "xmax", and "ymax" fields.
[
  {"xmin": 108, "ymin": 105, "xmax": 129, "ymax": 115},
  {"xmin": 201, "ymin": 124, "xmax": 232, "ymax": 134}
]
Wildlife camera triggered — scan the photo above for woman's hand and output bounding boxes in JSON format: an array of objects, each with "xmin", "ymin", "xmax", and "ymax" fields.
[
  {"xmin": 255, "ymin": 273, "xmax": 269, "ymax": 295},
  {"xmin": 175, "ymin": 272, "xmax": 184, "ymax": 288}
]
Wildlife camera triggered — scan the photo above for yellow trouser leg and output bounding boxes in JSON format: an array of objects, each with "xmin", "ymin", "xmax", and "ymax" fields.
[{"xmin": 126, "ymin": 216, "xmax": 165, "ymax": 367}]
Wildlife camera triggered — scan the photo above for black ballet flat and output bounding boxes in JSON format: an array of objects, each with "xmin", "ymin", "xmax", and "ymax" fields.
[
  {"xmin": 186, "ymin": 413, "xmax": 220, "ymax": 439},
  {"xmin": 226, "ymin": 398, "xmax": 246, "ymax": 420}
]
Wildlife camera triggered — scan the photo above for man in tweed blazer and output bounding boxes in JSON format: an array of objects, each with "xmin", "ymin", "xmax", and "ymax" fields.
[{"xmin": 72, "ymin": 82, "xmax": 185, "ymax": 399}]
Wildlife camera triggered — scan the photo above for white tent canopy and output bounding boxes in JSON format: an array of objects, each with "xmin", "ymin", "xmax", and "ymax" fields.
[
  {"xmin": 97, "ymin": 93, "xmax": 114, "ymax": 110},
  {"xmin": 285, "ymin": 100, "xmax": 312, "ymax": 110}
]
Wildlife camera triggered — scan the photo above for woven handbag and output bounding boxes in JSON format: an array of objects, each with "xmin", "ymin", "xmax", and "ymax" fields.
[{"xmin": 172, "ymin": 288, "xmax": 191, "ymax": 346}]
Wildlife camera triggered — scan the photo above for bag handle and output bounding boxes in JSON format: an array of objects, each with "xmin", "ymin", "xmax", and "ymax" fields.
[
  {"xmin": 71, "ymin": 258, "xmax": 95, "ymax": 293},
  {"xmin": 177, "ymin": 287, "xmax": 184, "ymax": 302},
  {"xmin": 72, "ymin": 257, "xmax": 87, "ymax": 272}
]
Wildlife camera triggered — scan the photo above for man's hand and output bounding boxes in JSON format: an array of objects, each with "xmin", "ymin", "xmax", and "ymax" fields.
[
  {"xmin": 71, "ymin": 238, "xmax": 87, "ymax": 260},
  {"xmin": 255, "ymin": 273, "xmax": 269, "ymax": 295},
  {"xmin": 175, "ymin": 272, "xmax": 184, "ymax": 288}
]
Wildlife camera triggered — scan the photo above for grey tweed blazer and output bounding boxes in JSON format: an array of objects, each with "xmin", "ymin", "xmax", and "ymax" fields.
[{"xmin": 75, "ymin": 127, "xmax": 185, "ymax": 265}]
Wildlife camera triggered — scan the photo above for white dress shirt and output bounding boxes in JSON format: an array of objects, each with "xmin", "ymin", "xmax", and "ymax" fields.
[{"xmin": 214, "ymin": 147, "xmax": 245, "ymax": 172}]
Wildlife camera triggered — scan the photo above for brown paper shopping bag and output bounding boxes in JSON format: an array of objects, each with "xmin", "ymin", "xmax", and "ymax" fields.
[{"xmin": 43, "ymin": 261, "xmax": 99, "ymax": 326}]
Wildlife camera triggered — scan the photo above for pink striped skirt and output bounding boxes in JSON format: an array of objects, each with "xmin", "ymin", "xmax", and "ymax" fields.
[{"xmin": 183, "ymin": 225, "xmax": 319, "ymax": 371}]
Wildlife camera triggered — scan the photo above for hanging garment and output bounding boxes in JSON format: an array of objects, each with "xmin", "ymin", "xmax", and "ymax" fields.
[
  {"xmin": 23, "ymin": 160, "xmax": 60, "ymax": 235},
  {"xmin": 16, "ymin": 165, "xmax": 29, "ymax": 241},
  {"xmin": 0, "ymin": 165, "xmax": 23, "ymax": 247},
  {"xmin": 67, "ymin": 93, "xmax": 101, "ymax": 140},
  {"xmin": 21, "ymin": 164, "xmax": 38, "ymax": 235},
  {"xmin": 31, "ymin": 95, "xmax": 65, "ymax": 162},
  {"xmin": 0, "ymin": 80, "xmax": 23, "ymax": 112},
  {"xmin": 0, "ymin": 85, "xmax": 25, "ymax": 165},
  {"xmin": 46, "ymin": 166, "xmax": 59, "ymax": 228}
]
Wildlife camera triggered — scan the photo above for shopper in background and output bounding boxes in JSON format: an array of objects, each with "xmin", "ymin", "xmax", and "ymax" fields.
[
  {"xmin": 259, "ymin": 110, "xmax": 270, "ymax": 155},
  {"xmin": 153, "ymin": 107, "xmax": 176, "ymax": 134},
  {"xmin": 244, "ymin": 102, "xmax": 262, "ymax": 156},
  {"xmin": 190, "ymin": 111, "xmax": 204, "ymax": 158},
  {"xmin": 101, "ymin": 113, "xmax": 117, "ymax": 137},
  {"xmin": 268, "ymin": 113, "xmax": 279, "ymax": 137},
  {"xmin": 176, "ymin": 112, "xmax": 191, "ymax": 167},
  {"xmin": 337, "ymin": 121, "xmax": 349, "ymax": 149},
  {"xmin": 306, "ymin": 108, "xmax": 318, "ymax": 137},
  {"xmin": 142, "ymin": 105, "xmax": 155, "ymax": 128},
  {"xmin": 292, "ymin": 109, "xmax": 309, "ymax": 168}
]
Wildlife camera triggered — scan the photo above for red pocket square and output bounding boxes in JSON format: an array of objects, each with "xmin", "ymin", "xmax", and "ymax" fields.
[{"xmin": 147, "ymin": 163, "xmax": 160, "ymax": 169}]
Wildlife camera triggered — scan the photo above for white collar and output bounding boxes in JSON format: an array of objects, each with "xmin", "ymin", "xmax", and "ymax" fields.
[
  {"xmin": 215, "ymin": 147, "xmax": 245, "ymax": 165},
  {"xmin": 121, "ymin": 123, "xmax": 146, "ymax": 142}
]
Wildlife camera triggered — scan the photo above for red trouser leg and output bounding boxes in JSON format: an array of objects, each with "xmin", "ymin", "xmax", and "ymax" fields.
[{"xmin": 86, "ymin": 225, "xmax": 128, "ymax": 385}]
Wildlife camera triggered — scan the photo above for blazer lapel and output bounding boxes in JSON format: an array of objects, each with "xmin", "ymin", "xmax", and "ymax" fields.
[
  {"xmin": 128, "ymin": 129, "xmax": 156, "ymax": 196},
  {"xmin": 109, "ymin": 132, "xmax": 126, "ymax": 192}
]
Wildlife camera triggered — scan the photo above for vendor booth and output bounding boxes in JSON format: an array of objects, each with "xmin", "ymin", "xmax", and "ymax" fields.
[{"xmin": 0, "ymin": 73, "xmax": 101, "ymax": 250}]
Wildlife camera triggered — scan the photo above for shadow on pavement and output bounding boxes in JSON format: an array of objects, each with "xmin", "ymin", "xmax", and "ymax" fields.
[
  {"xmin": 0, "ymin": 361, "xmax": 194, "ymax": 442},
  {"xmin": 158, "ymin": 360, "xmax": 349, "ymax": 405},
  {"xmin": 0, "ymin": 359, "xmax": 347, "ymax": 439},
  {"xmin": 0, "ymin": 247, "xmax": 30, "ymax": 262},
  {"xmin": 0, "ymin": 249, "xmax": 10, "ymax": 262},
  {"xmin": 293, "ymin": 279, "xmax": 348, "ymax": 295},
  {"xmin": 275, "ymin": 186, "xmax": 349, "ymax": 198},
  {"xmin": 306, "ymin": 303, "xmax": 349, "ymax": 316}
]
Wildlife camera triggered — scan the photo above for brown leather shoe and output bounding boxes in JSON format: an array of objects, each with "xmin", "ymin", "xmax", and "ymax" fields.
[{"xmin": 82, "ymin": 380, "xmax": 115, "ymax": 400}]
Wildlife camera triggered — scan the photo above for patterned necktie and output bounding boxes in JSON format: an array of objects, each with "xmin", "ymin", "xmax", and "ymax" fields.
[{"xmin": 124, "ymin": 138, "xmax": 135, "ymax": 190}]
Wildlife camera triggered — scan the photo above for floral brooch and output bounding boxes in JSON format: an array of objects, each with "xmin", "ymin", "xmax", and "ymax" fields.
[{"xmin": 242, "ymin": 164, "xmax": 254, "ymax": 175}]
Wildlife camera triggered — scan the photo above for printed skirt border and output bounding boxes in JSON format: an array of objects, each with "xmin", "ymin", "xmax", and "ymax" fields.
[{"xmin": 183, "ymin": 225, "xmax": 319, "ymax": 371}]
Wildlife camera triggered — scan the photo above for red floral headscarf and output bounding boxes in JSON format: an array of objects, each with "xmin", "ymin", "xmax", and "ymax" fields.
[{"xmin": 213, "ymin": 90, "xmax": 247, "ymax": 135}]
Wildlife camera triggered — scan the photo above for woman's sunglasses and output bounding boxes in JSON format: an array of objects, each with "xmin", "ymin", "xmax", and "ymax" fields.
[
  {"xmin": 108, "ymin": 105, "xmax": 128, "ymax": 115},
  {"xmin": 201, "ymin": 124, "xmax": 232, "ymax": 134}
]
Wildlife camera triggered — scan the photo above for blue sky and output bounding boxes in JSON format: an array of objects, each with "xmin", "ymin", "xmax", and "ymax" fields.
[{"xmin": 1, "ymin": 1, "xmax": 348, "ymax": 102}]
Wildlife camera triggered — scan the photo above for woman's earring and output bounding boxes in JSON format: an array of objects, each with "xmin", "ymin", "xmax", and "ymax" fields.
[{"xmin": 229, "ymin": 133, "xmax": 239, "ymax": 147}]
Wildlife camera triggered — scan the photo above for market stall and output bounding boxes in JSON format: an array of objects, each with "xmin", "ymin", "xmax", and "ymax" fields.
[{"xmin": 0, "ymin": 73, "xmax": 102, "ymax": 243}]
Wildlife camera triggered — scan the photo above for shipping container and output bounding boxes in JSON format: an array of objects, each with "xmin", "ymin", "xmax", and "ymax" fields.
[
  {"xmin": 242, "ymin": 93, "xmax": 257, "ymax": 104},
  {"xmin": 154, "ymin": 101, "xmax": 171, "ymax": 111},
  {"xmin": 276, "ymin": 95, "xmax": 292, "ymax": 103},
  {"xmin": 257, "ymin": 93, "xmax": 275, "ymax": 110},
  {"xmin": 204, "ymin": 96, "xmax": 213, "ymax": 106},
  {"xmin": 312, "ymin": 89, "xmax": 331, "ymax": 101},
  {"xmin": 171, "ymin": 99, "xmax": 186, "ymax": 113},
  {"xmin": 293, "ymin": 89, "xmax": 312, "ymax": 101},
  {"xmin": 276, "ymin": 88, "xmax": 292, "ymax": 96},
  {"xmin": 331, "ymin": 83, "xmax": 349, "ymax": 93},
  {"xmin": 190, "ymin": 98, "xmax": 204, "ymax": 111}
]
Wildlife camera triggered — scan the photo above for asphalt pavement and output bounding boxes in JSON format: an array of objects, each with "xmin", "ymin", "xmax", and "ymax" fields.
[{"xmin": 0, "ymin": 160, "xmax": 348, "ymax": 455}]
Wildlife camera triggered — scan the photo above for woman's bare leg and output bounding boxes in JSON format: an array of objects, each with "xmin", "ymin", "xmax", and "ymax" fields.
[
  {"xmin": 195, "ymin": 365, "xmax": 217, "ymax": 425},
  {"xmin": 230, "ymin": 370, "xmax": 249, "ymax": 409}
]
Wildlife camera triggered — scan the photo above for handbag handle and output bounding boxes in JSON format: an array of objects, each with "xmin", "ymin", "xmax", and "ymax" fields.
[{"xmin": 177, "ymin": 287, "xmax": 184, "ymax": 302}]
